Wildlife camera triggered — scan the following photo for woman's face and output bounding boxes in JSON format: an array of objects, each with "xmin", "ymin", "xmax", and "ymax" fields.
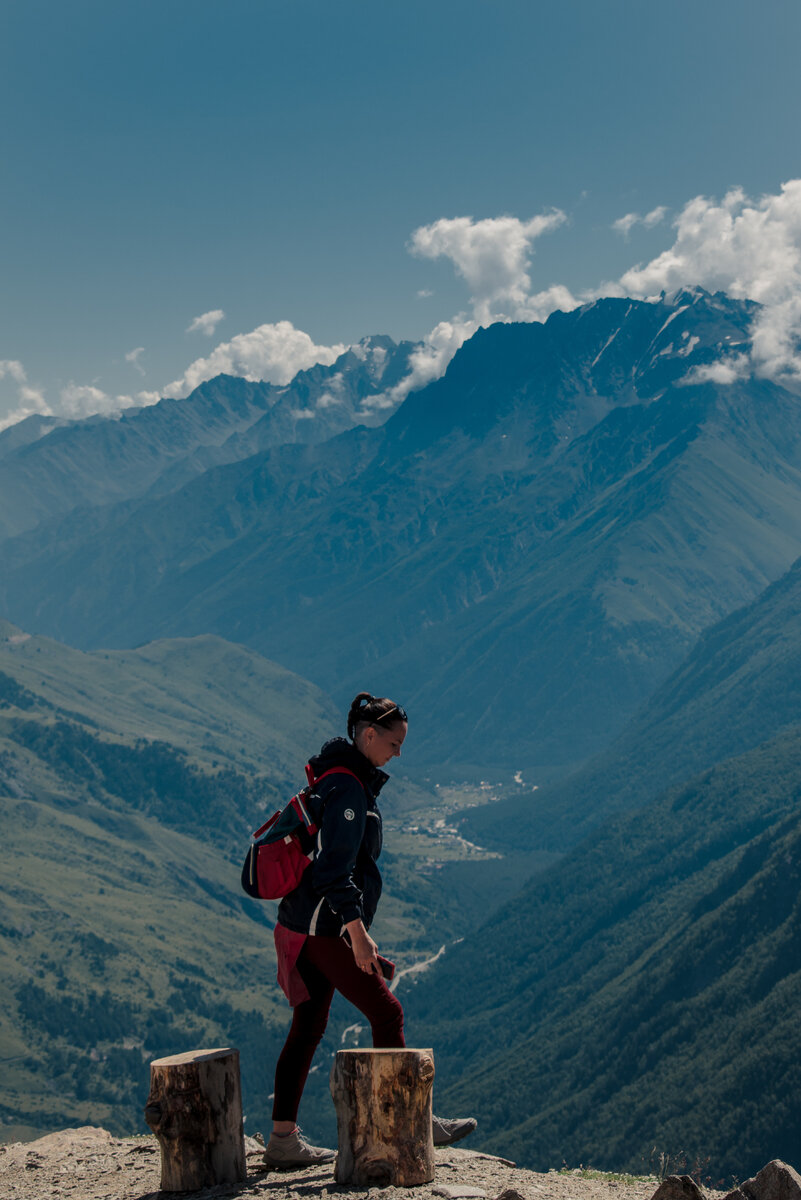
[{"xmin": 361, "ymin": 720, "xmax": 407, "ymax": 767}]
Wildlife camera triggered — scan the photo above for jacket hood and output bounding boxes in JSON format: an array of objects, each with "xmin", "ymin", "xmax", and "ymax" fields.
[{"xmin": 309, "ymin": 736, "xmax": 389, "ymax": 797}]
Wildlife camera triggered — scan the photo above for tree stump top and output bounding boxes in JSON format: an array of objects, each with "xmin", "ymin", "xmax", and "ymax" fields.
[
  {"xmin": 339, "ymin": 1047, "xmax": 433, "ymax": 1054},
  {"xmin": 150, "ymin": 1047, "xmax": 236, "ymax": 1068}
]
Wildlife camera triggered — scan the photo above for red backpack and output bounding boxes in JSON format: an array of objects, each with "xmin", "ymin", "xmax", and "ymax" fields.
[{"xmin": 240, "ymin": 764, "xmax": 362, "ymax": 900}]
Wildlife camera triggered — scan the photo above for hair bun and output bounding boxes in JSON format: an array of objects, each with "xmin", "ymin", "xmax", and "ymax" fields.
[{"xmin": 346, "ymin": 692, "xmax": 404, "ymax": 741}]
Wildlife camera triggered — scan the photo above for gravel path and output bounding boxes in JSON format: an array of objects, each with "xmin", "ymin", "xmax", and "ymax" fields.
[{"xmin": 0, "ymin": 1126, "xmax": 668, "ymax": 1200}]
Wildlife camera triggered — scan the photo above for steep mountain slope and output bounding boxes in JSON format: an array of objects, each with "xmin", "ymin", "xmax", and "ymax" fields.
[
  {"xmin": 0, "ymin": 414, "xmax": 67, "ymax": 460},
  {"xmin": 580, "ymin": 550, "xmax": 801, "ymax": 811},
  {"xmin": 461, "ymin": 545, "xmax": 801, "ymax": 853},
  {"xmin": 0, "ymin": 378, "xmax": 275, "ymax": 541},
  {"xmin": 5, "ymin": 292, "xmax": 801, "ymax": 774},
  {"xmin": 403, "ymin": 727, "xmax": 801, "ymax": 1182},
  {"xmin": 0, "ymin": 336, "xmax": 414, "ymax": 540}
]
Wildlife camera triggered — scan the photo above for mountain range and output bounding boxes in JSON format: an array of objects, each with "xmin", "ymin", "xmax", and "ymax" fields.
[
  {"xmin": 4, "ymin": 290, "xmax": 801, "ymax": 776},
  {"xmin": 0, "ymin": 335, "xmax": 415, "ymax": 541}
]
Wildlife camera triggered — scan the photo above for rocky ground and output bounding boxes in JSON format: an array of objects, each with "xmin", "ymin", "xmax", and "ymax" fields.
[{"xmin": 0, "ymin": 1126, "xmax": 670, "ymax": 1200}]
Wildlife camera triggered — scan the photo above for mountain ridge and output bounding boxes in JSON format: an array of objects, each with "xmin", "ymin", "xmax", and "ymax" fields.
[
  {"xmin": 0, "ymin": 335, "xmax": 415, "ymax": 541},
  {"xmin": 4, "ymin": 291, "xmax": 801, "ymax": 773}
]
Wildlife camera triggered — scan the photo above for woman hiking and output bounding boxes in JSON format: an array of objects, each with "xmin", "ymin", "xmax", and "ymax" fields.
[{"xmin": 264, "ymin": 692, "xmax": 477, "ymax": 1167}]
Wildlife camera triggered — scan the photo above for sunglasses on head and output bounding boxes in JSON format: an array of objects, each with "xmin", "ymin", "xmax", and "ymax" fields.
[{"xmin": 372, "ymin": 705, "xmax": 408, "ymax": 725}]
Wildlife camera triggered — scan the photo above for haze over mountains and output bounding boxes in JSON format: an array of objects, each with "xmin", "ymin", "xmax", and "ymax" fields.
[{"xmin": 4, "ymin": 289, "xmax": 801, "ymax": 773}]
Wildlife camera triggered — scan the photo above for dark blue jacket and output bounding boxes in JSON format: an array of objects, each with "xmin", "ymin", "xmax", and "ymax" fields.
[{"xmin": 277, "ymin": 738, "xmax": 388, "ymax": 936}]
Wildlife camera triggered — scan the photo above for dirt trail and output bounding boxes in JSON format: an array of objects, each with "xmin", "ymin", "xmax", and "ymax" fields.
[{"xmin": 0, "ymin": 1125, "xmax": 670, "ymax": 1200}]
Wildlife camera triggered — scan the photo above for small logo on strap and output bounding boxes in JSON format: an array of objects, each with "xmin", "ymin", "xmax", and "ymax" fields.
[{"xmin": 344, "ymin": 808, "xmax": 355, "ymax": 821}]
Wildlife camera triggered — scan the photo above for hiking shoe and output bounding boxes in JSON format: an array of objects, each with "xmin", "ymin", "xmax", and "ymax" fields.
[
  {"xmin": 432, "ymin": 1114, "xmax": 477, "ymax": 1146},
  {"xmin": 263, "ymin": 1127, "xmax": 336, "ymax": 1167}
]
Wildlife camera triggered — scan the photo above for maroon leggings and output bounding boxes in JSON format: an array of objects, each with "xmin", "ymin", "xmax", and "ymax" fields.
[{"xmin": 272, "ymin": 934, "xmax": 406, "ymax": 1122}]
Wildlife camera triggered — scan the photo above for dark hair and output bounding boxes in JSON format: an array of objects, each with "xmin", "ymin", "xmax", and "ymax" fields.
[{"xmin": 347, "ymin": 692, "xmax": 408, "ymax": 740}]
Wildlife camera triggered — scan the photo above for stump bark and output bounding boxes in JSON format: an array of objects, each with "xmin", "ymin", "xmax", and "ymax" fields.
[
  {"xmin": 330, "ymin": 1047, "xmax": 435, "ymax": 1187},
  {"xmin": 143, "ymin": 1047, "xmax": 245, "ymax": 1192}
]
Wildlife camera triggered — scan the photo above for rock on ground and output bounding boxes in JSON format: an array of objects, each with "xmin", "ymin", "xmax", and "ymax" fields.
[
  {"xmin": 724, "ymin": 1161, "xmax": 801, "ymax": 1200},
  {"xmin": 651, "ymin": 1177, "xmax": 707, "ymax": 1200}
]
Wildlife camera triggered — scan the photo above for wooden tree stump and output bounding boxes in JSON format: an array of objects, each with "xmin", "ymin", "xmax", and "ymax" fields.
[
  {"xmin": 330, "ymin": 1048, "xmax": 435, "ymax": 1187},
  {"xmin": 143, "ymin": 1047, "xmax": 246, "ymax": 1192}
]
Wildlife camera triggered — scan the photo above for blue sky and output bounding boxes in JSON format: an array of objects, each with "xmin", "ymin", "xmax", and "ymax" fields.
[{"xmin": 2, "ymin": 0, "xmax": 801, "ymax": 426}]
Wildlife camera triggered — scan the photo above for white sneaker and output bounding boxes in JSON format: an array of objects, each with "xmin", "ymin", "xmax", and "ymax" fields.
[{"xmin": 263, "ymin": 1127, "xmax": 336, "ymax": 1167}]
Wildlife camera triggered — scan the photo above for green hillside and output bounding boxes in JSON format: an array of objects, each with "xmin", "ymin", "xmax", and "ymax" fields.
[
  {"xmin": 403, "ymin": 728, "xmax": 801, "ymax": 1182},
  {"xmin": 0, "ymin": 625, "xmax": 518, "ymax": 1144},
  {"xmin": 0, "ymin": 619, "xmax": 335, "ymax": 784},
  {"xmin": 0, "ymin": 630, "xmax": 326, "ymax": 1140}
]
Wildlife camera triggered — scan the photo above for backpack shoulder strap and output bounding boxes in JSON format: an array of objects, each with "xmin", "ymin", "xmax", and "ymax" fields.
[
  {"xmin": 291, "ymin": 766, "xmax": 365, "ymax": 836},
  {"xmin": 305, "ymin": 763, "xmax": 364, "ymax": 789}
]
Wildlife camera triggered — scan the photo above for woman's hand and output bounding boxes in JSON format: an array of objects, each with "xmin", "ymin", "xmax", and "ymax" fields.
[{"xmin": 345, "ymin": 918, "xmax": 380, "ymax": 975}]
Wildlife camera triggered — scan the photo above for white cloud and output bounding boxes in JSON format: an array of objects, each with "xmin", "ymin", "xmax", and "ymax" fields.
[
  {"xmin": 59, "ymin": 384, "xmax": 138, "ymax": 419},
  {"xmin": 19, "ymin": 384, "xmax": 48, "ymax": 408},
  {"xmin": 644, "ymin": 205, "xmax": 668, "ymax": 228},
  {"xmin": 13, "ymin": 183, "xmax": 801, "ymax": 435},
  {"xmin": 1, "ymin": 322, "xmax": 347, "ymax": 430},
  {"xmin": 60, "ymin": 384, "xmax": 114, "ymax": 417},
  {"xmin": 316, "ymin": 372, "xmax": 346, "ymax": 408},
  {"xmin": 681, "ymin": 354, "xmax": 751, "ymax": 386},
  {"xmin": 417, "ymin": 288, "xmax": 434, "ymax": 298},
  {"xmin": 0, "ymin": 360, "xmax": 27, "ymax": 384},
  {"xmin": 409, "ymin": 211, "xmax": 567, "ymax": 325},
  {"xmin": 187, "ymin": 309, "xmax": 226, "ymax": 336},
  {"xmin": 163, "ymin": 320, "xmax": 347, "ymax": 399},
  {"xmin": 402, "ymin": 186, "xmax": 801, "ymax": 397},
  {"xmin": 369, "ymin": 211, "xmax": 576, "ymax": 412},
  {"xmin": 612, "ymin": 180, "xmax": 801, "ymax": 378},
  {"xmin": 0, "ymin": 362, "xmax": 55, "ymax": 432},
  {"xmin": 0, "ymin": 385, "xmax": 53, "ymax": 433},
  {"xmin": 612, "ymin": 206, "xmax": 668, "ymax": 238},
  {"xmin": 612, "ymin": 212, "xmax": 639, "ymax": 239},
  {"xmin": 316, "ymin": 392, "xmax": 342, "ymax": 409},
  {"xmin": 125, "ymin": 346, "xmax": 146, "ymax": 375},
  {"xmin": 360, "ymin": 316, "xmax": 479, "ymax": 413},
  {"xmin": 518, "ymin": 283, "xmax": 580, "ymax": 323}
]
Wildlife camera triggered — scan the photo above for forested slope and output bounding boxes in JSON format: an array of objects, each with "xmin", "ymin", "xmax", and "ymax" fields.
[{"xmin": 406, "ymin": 727, "xmax": 801, "ymax": 1181}]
